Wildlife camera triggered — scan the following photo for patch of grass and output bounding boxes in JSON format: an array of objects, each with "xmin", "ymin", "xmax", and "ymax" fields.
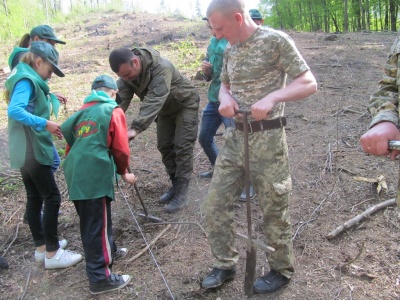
[{"xmin": 155, "ymin": 37, "xmax": 203, "ymax": 73}]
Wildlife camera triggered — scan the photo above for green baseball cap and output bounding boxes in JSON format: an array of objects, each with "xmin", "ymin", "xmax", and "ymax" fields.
[
  {"xmin": 30, "ymin": 41, "xmax": 65, "ymax": 77},
  {"xmin": 30, "ymin": 25, "xmax": 66, "ymax": 45},
  {"xmin": 249, "ymin": 9, "xmax": 262, "ymax": 20},
  {"xmin": 91, "ymin": 75, "xmax": 118, "ymax": 90}
]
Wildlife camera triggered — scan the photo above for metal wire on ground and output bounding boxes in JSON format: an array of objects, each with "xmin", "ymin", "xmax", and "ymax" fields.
[{"xmin": 117, "ymin": 182, "xmax": 175, "ymax": 300}]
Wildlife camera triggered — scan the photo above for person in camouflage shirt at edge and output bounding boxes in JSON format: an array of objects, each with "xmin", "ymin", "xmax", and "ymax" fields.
[
  {"xmin": 201, "ymin": 0, "xmax": 317, "ymax": 294},
  {"xmin": 108, "ymin": 47, "xmax": 199, "ymax": 214},
  {"xmin": 361, "ymin": 33, "xmax": 400, "ymax": 195}
]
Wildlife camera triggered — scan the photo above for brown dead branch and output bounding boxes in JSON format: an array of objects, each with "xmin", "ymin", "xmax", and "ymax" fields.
[
  {"xmin": 19, "ymin": 269, "xmax": 32, "ymax": 300},
  {"xmin": 303, "ymin": 46, "xmax": 328, "ymax": 49},
  {"xmin": 331, "ymin": 106, "xmax": 363, "ymax": 117},
  {"xmin": 2, "ymin": 223, "xmax": 20, "ymax": 256},
  {"xmin": 315, "ymin": 63, "xmax": 343, "ymax": 67},
  {"xmin": 293, "ymin": 179, "xmax": 338, "ymax": 240},
  {"xmin": 127, "ymin": 224, "xmax": 171, "ymax": 262},
  {"xmin": 145, "ymin": 221, "xmax": 207, "ymax": 236},
  {"xmin": 326, "ymin": 198, "xmax": 396, "ymax": 240},
  {"xmin": 337, "ymin": 242, "xmax": 364, "ymax": 270}
]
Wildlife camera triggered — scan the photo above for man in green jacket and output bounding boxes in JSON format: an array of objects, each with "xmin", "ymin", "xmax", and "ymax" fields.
[{"xmin": 109, "ymin": 47, "xmax": 199, "ymax": 213}]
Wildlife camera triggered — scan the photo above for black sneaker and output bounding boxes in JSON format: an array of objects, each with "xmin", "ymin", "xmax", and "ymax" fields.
[
  {"xmin": 239, "ymin": 185, "xmax": 256, "ymax": 202},
  {"xmin": 199, "ymin": 171, "xmax": 213, "ymax": 178},
  {"xmin": 113, "ymin": 248, "xmax": 128, "ymax": 260},
  {"xmin": 89, "ymin": 273, "xmax": 131, "ymax": 295},
  {"xmin": 253, "ymin": 270, "xmax": 290, "ymax": 294},
  {"xmin": 202, "ymin": 267, "xmax": 236, "ymax": 289}
]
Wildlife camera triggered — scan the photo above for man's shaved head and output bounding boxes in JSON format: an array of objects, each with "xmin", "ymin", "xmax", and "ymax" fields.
[{"xmin": 206, "ymin": 0, "xmax": 246, "ymax": 18}]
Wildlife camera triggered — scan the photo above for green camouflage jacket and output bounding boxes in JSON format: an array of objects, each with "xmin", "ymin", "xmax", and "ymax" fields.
[
  {"xmin": 368, "ymin": 34, "xmax": 400, "ymax": 128},
  {"xmin": 116, "ymin": 48, "xmax": 199, "ymax": 133}
]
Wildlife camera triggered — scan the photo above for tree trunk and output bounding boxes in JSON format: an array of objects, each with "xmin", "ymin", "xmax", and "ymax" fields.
[
  {"xmin": 343, "ymin": 0, "xmax": 349, "ymax": 32},
  {"xmin": 389, "ymin": 0, "xmax": 397, "ymax": 31},
  {"xmin": 359, "ymin": 0, "xmax": 365, "ymax": 30},
  {"xmin": 2, "ymin": 0, "xmax": 9, "ymax": 16}
]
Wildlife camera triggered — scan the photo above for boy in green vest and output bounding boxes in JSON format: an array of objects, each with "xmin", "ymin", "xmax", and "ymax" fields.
[{"xmin": 61, "ymin": 75, "xmax": 136, "ymax": 295}]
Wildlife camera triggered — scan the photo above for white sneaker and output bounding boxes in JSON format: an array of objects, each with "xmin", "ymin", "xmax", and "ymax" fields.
[
  {"xmin": 45, "ymin": 248, "xmax": 83, "ymax": 269},
  {"xmin": 35, "ymin": 239, "xmax": 68, "ymax": 263}
]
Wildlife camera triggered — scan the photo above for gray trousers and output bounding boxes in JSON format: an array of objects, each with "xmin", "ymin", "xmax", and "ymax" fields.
[{"xmin": 156, "ymin": 107, "xmax": 199, "ymax": 180}]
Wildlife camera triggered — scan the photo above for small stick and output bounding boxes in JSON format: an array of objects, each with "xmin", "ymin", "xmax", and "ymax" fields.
[
  {"xmin": 127, "ymin": 224, "xmax": 171, "ymax": 262},
  {"xmin": 303, "ymin": 46, "xmax": 328, "ymax": 49},
  {"xmin": 145, "ymin": 221, "xmax": 207, "ymax": 236},
  {"xmin": 3, "ymin": 223, "xmax": 20, "ymax": 256},
  {"xmin": 293, "ymin": 180, "xmax": 337, "ymax": 240},
  {"xmin": 326, "ymin": 198, "xmax": 396, "ymax": 239},
  {"xmin": 5, "ymin": 206, "xmax": 22, "ymax": 225},
  {"xmin": 338, "ymin": 242, "xmax": 364, "ymax": 269},
  {"xmin": 19, "ymin": 269, "xmax": 32, "ymax": 300}
]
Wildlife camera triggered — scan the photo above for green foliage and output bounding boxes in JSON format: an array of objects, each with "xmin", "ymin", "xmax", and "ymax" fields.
[
  {"xmin": 0, "ymin": 0, "xmax": 47, "ymax": 42},
  {"xmin": 167, "ymin": 37, "xmax": 202, "ymax": 71},
  {"xmin": 260, "ymin": 0, "xmax": 399, "ymax": 32}
]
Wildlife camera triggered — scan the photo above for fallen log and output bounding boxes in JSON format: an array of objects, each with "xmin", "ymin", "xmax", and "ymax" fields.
[{"xmin": 326, "ymin": 198, "xmax": 396, "ymax": 240}]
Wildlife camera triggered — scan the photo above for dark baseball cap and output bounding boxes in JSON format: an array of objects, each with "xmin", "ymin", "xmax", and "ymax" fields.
[
  {"xmin": 249, "ymin": 9, "xmax": 262, "ymax": 20},
  {"xmin": 91, "ymin": 75, "xmax": 118, "ymax": 90},
  {"xmin": 30, "ymin": 41, "xmax": 64, "ymax": 77},
  {"xmin": 30, "ymin": 25, "xmax": 66, "ymax": 45}
]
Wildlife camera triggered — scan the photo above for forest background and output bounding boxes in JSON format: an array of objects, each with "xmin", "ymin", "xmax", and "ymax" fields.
[{"xmin": 1, "ymin": 0, "xmax": 399, "ymax": 45}]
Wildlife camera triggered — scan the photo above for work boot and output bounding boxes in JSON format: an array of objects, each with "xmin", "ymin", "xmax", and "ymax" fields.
[
  {"xmin": 165, "ymin": 178, "xmax": 190, "ymax": 213},
  {"xmin": 159, "ymin": 175, "xmax": 177, "ymax": 203},
  {"xmin": 202, "ymin": 267, "xmax": 236, "ymax": 289}
]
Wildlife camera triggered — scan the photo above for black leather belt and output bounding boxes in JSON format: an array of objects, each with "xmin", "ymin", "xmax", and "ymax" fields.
[{"xmin": 236, "ymin": 117, "xmax": 287, "ymax": 133}]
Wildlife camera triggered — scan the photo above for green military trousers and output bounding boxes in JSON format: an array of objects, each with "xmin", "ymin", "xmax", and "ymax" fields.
[
  {"xmin": 205, "ymin": 127, "xmax": 294, "ymax": 278},
  {"xmin": 156, "ymin": 105, "xmax": 199, "ymax": 180}
]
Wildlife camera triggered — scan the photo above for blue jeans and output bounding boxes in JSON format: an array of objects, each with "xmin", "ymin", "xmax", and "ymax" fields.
[
  {"xmin": 198, "ymin": 102, "xmax": 235, "ymax": 167},
  {"xmin": 51, "ymin": 145, "xmax": 60, "ymax": 173}
]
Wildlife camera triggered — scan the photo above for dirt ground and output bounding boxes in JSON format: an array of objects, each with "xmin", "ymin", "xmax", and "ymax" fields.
[{"xmin": 0, "ymin": 11, "xmax": 399, "ymax": 300}]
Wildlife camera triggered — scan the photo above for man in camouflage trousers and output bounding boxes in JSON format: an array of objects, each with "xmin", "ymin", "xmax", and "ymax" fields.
[
  {"xmin": 202, "ymin": 0, "xmax": 317, "ymax": 294},
  {"xmin": 109, "ymin": 48, "xmax": 199, "ymax": 213},
  {"xmin": 360, "ymin": 34, "xmax": 400, "ymax": 168}
]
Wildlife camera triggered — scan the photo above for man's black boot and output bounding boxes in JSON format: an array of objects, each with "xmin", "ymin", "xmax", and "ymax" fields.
[
  {"xmin": 253, "ymin": 270, "xmax": 290, "ymax": 293},
  {"xmin": 165, "ymin": 178, "xmax": 189, "ymax": 213},
  {"xmin": 202, "ymin": 267, "xmax": 236, "ymax": 289},
  {"xmin": 159, "ymin": 174, "xmax": 177, "ymax": 203},
  {"xmin": 199, "ymin": 170, "xmax": 213, "ymax": 178}
]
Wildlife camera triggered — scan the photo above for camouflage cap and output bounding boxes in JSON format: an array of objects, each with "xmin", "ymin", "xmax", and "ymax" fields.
[
  {"xmin": 249, "ymin": 9, "xmax": 262, "ymax": 20},
  {"xmin": 30, "ymin": 25, "xmax": 66, "ymax": 45},
  {"xmin": 91, "ymin": 75, "xmax": 118, "ymax": 90}
]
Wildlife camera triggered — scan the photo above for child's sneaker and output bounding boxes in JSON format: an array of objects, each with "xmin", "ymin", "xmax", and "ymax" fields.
[
  {"xmin": 114, "ymin": 248, "xmax": 128, "ymax": 260},
  {"xmin": 89, "ymin": 273, "xmax": 131, "ymax": 295},
  {"xmin": 34, "ymin": 239, "xmax": 68, "ymax": 263},
  {"xmin": 44, "ymin": 248, "xmax": 83, "ymax": 269}
]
